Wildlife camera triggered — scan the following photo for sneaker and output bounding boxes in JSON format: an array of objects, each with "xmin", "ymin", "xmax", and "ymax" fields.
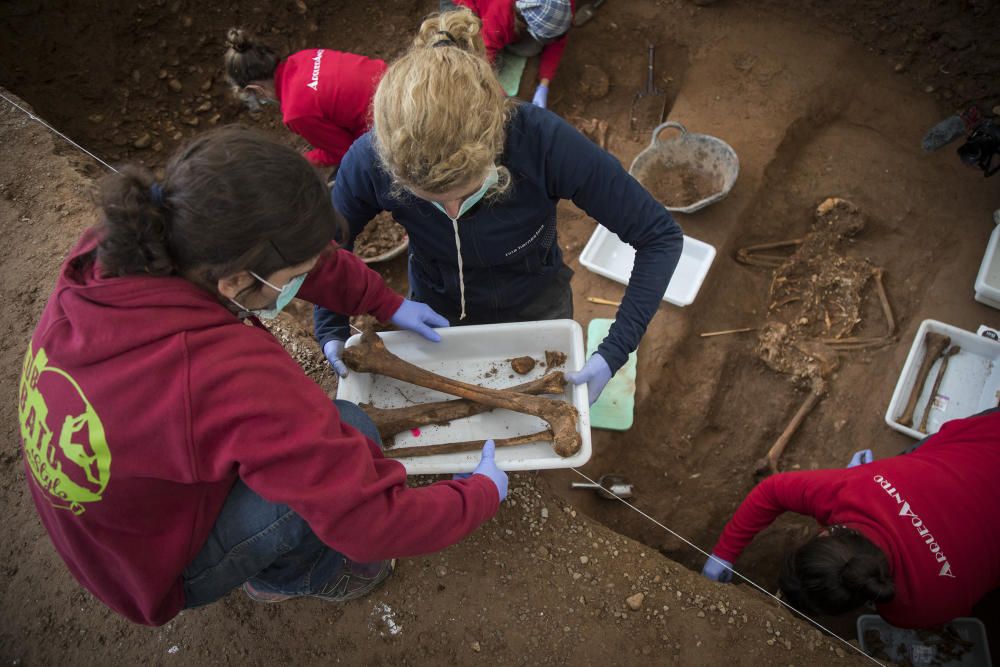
[
  {"xmin": 242, "ymin": 559, "xmax": 396, "ymax": 605},
  {"xmin": 310, "ymin": 558, "xmax": 396, "ymax": 603},
  {"xmin": 242, "ymin": 581, "xmax": 295, "ymax": 604}
]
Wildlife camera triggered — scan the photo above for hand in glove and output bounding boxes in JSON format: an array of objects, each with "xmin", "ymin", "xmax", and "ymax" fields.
[
  {"xmin": 532, "ymin": 83, "xmax": 549, "ymax": 109},
  {"xmin": 453, "ymin": 440, "xmax": 509, "ymax": 502},
  {"xmin": 847, "ymin": 448, "xmax": 874, "ymax": 468},
  {"xmin": 701, "ymin": 554, "xmax": 734, "ymax": 583},
  {"xmin": 323, "ymin": 339, "xmax": 349, "ymax": 378},
  {"xmin": 565, "ymin": 353, "xmax": 612, "ymax": 405},
  {"xmin": 389, "ymin": 299, "xmax": 449, "ymax": 342}
]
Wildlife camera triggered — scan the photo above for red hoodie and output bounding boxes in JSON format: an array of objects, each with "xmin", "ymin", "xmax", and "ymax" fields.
[
  {"xmin": 18, "ymin": 230, "xmax": 499, "ymax": 625},
  {"xmin": 712, "ymin": 411, "xmax": 1000, "ymax": 628},
  {"xmin": 454, "ymin": 0, "xmax": 575, "ymax": 82},
  {"xmin": 274, "ymin": 49, "xmax": 386, "ymax": 167}
]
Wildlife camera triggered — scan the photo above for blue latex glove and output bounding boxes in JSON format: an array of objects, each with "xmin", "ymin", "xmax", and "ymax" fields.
[
  {"xmin": 389, "ymin": 299, "xmax": 449, "ymax": 342},
  {"xmin": 453, "ymin": 440, "xmax": 508, "ymax": 502},
  {"xmin": 565, "ymin": 353, "xmax": 612, "ymax": 405},
  {"xmin": 532, "ymin": 84, "xmax": 549, "ymax": 109},
  {"xmin": 701, "ymin": 554, "xmax": 734, "ymax": 583},
  {"xmin": 847, "ymin": 449, "xmax": 874, "ymax": 468},
  {"xmin": 323, "ymin": 339, "xmax": 349, "ymax": 378}
]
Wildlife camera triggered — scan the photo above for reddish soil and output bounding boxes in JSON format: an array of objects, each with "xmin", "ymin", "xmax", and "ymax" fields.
[
  {"xmin": 2, "ymin": 0, "xmax": 998, "ymax": 663},
  {"xmin": 641, "ymin": 165, "xmax": 722, "ymax": 209}
]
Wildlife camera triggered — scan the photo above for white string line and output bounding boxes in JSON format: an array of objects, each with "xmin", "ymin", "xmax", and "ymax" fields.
[
  {"xmin": 0, "ymin": 92, "xmax": 119, "ymax": 174},
  {"xmin": 569, "ymin": 467, "xmax": 885, "ymax": 666}
]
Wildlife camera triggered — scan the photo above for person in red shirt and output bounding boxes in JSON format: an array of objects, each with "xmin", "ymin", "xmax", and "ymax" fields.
[
  {"xmin": 223, "ymin": 28, "xmax": 386, "ymax": 174},
  {"xmin": 18, "ymin": 126, "xmax": 507, "ymax": 626},
  {"xmin": 700, "ymin": 410, "xmax": 1000, "ymax": 628},
  {"xmin": 441, "ymin": 0, "xmax": 575, "ymax": 109}
]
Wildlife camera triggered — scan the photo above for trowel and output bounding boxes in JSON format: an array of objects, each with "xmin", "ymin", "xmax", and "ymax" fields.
[{"xmin": 570, "ymin": 474, "xmax": 634, "ymax": 500}]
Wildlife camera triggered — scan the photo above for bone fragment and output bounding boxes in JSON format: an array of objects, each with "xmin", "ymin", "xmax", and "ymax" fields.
[
  {"xmin": 384, "ymin": 430, "xmax": 553, "ymax": 459},
  {"xmin": 897, "ymin": 333, "xmax": 951, "ymax": 427},
  {"xmin": 755, "ymin": 384, "xmax": 824, "ymax": 478},
  {"xmin": 361, "ymin": 372, "xmax": 566, "ymax": 440},
  {"xmin": 918, "ymin": 346, "xmax": 960, "ymax": 433}
]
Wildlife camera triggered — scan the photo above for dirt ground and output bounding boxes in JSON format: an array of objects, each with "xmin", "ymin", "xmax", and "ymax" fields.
[{"xmin": 2, "ymin": 0, "xmax": 999, "ymax": 664}]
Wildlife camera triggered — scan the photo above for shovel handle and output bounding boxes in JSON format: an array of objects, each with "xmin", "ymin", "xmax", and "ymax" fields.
[{"xmin": 645, "ymin": 44, "xmax": 656, "ymax": 92}]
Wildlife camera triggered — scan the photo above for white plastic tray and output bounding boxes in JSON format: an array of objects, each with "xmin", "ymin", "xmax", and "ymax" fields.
[
  {"xmin": 974, "ymin": 224, "xmax": 1000, "ymax": 310},
  {"xmin": 885, "ymin": 319, "xmax": 1000, "ymax": 439},
  {"xmin": 336, "ymin": 320, "xmax": 591, "ymax": 474},
  {"xmin": 579, "ymin": 226, "xmax": 716, "ymax": 306}
]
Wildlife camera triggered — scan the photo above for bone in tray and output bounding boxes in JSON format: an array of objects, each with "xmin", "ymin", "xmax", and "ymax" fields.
[{"xmin": 335, "ymin": 321, "xmax": 592, "ymax": 475}]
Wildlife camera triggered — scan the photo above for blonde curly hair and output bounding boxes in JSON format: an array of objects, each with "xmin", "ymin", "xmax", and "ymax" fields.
[{"xmin": 372, "ymin": 8, "xmax": 513, "ymax": 197}]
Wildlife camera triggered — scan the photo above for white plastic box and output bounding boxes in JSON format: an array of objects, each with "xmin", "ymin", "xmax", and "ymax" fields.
[
  {"xmin": 579, "ymin": 226, "xmax": 716, "ymax": 306},
  {"xmin": 974, "ymin": 224, "xmax": 1000, "ymax": 310},
  {"xmin": 336, "ymin": 320, "xmax": 591, "ymax": 474},
  {"xmin": 885, "ymin": 319, "xmax": 1000, "ymax": 439}
]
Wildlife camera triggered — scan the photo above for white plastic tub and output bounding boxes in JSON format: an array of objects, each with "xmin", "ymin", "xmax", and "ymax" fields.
[
  {"xmin": 336, "ymin": 320, "xmax": 591, "ymax": 474},
  {"xmin": 579, "ymin": 226, "xmax": 716, "ymax": 306},
  {"xmin": 974, "ymin": 224, "xmax": 1000, "ymax": 310},
  {"xmin": 885, "ymin": 319, "xmax": 1000, "ymax": 439}
]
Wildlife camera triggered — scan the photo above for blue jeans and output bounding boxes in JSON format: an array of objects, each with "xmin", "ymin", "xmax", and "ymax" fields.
[{"xmin": 182, "ymin": 400, "xmax": 381, "ymax": 607}]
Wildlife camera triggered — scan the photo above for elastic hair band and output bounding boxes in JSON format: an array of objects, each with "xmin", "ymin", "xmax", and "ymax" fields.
[
  {"xmin": 150, "ymin": 182, "xmax": 165, "ymax": 207},
  {"xmin": 433, "ymin": 30, "xmax": 457, "ymax": 47}
]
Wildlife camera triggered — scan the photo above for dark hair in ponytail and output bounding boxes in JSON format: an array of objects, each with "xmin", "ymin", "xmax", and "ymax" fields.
[
  {"xmin": 223, "ymin": 28, "xmax": 280, "ymax": 88},
  {"xmin": 778, "ymin": 527, "xmax": 895, "ymax": 616},
  {"xmin": 97, "ymin": 125, "xmax": 344, "ymax": 291}
]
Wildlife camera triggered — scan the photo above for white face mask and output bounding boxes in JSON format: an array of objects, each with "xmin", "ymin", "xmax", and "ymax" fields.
[{"xmin": 429, "ymin": 164, "xmax": 499, "ymax": 220}]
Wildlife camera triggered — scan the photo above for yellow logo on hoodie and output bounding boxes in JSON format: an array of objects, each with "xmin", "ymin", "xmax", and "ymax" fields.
[{"xmin": 18, "ymin": 346, "xmax": 111, "ymax": 515}]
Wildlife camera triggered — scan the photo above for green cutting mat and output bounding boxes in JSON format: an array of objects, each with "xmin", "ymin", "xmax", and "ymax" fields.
[
  {"xmin": 587, "ymin": 318, "xmax": 637, "ymax": 431},
  {"xmin": 497, "ymin": 54, "xmax": 527, "ymax": 97}
]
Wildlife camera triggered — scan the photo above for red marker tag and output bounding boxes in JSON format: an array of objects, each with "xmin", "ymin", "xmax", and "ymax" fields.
[{"xmin": 410, "ymin": 428, "xmax": 421, "ymax": 437}]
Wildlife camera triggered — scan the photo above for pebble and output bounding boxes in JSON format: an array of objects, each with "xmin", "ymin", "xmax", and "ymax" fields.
[
  {"xmin": 893, "ymin": 63, "xmax": 905, "ymax": 73},
  {"xmin": 540, "ymin": 507, "xmax": 548, "ymax": 519},
  {"xmin": 435, "ymin": 565, "xmax": 448, "ymax": 577},
  {"xmin": 537, "ymin": 546, "xmax": 549, "ymax": 558},
  {"xmin": 133, "ymin": 133, "xmax": 152, "ymax": 149},
  {"xmin": 196, "ymin": 101, "xmax": 213, "ymax": 113},
  {"xmin": 626, "ymin": 593, "xmax": 644, "ymax": 611},
  {"xmin": 835, "ymin": 648, "xmax": 846, "ymax": 658},
  {"xmin": 200, "ymin": 80, "xmax": 213, "ymax": 92},
  {"xmin": 993, "ymin": 105, "xmax": 1000, "ymax": 116},
  {"xmin": 181, "ymin": 117, "xmax": 199, "ymax": 127},
  {"xmin": 168, "ymin": 79, "xmax": 183, "ymax": 93},
  {"xmin": 470, "ymin": 641, "xmax": 481, "ymax": 652},
  {"xmin": 579, "ymin": 556, "xmax": 589, "ymax": 565},
  {"xmin": 131, "ymin": 69, "xmax": 141, "ymax": 83},
  {"xmin": 924, "ymin": 85, "xmax": 935, "ymax": 93},
  {"xmin": 88, "ymin": 114, "xmax": 104, "ymax": 123},
  {"xmin": 697, "ymin": 610, "xmax": 705, "ymax": 618}
]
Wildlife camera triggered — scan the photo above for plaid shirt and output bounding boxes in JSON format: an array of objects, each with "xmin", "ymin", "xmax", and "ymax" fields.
[{"xmin": 515, "ymin": 0, "xmax": 572, "ymax": 40}]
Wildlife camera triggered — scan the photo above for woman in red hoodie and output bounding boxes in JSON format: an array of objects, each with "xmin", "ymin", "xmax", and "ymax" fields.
[
  {"xmin": 701, "ymin": 409, "xmax": 1000, "ymax": 628},
  {"xmin": 18, "ymin": 126, "xmax": 506, "ymax": 626},
  {"xmin": 223, "ymin": 28, "xmax": 385, "ymax": 174}
]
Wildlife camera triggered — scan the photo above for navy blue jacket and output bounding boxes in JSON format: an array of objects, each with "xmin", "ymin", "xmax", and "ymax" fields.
[{"xmin": 316, "ymin": 103, "xmax": 683, "ymax": 372}]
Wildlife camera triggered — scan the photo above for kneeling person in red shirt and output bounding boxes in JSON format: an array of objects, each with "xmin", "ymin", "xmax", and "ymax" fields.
[
  {"xmin": 701, "ymin": 410, "xmax": 1000, "ymax": 629},
  {"xmin": 18, "ymin": 127, "xmax": 506, "ymax": 626}
]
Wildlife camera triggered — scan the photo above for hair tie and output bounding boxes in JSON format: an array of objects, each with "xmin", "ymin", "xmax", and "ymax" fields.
[
  {"xmin": 150, "ymin": 182, "xmax": 165, "ymax": 207},
  {"xmin": 433, "ymin": 30, "xmax": 457, "ymax": 48}
]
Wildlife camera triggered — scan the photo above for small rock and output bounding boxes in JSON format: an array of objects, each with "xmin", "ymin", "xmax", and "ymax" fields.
[
  {"xmin": 924, "ymin": 85, "xmax": 935, "ymax": 94},
  {"xmin": 181, "ymin": 116, "xmax": 200, "ymax": 127},
  {"xmin": 168, "ymin": 79, "xmax": 183, "ymax": 93},
  {"xmin": 893, "ymin": 63, "xmax": 905, "ymax": 73},
  {"xmin": 200, "ymin": 79, "xmax": 213, "ymax": 92},
  {"xmin": 579, "ymin": 556, "xmax": 589, "ymax": 565},
  {"xmin": 835, "ymin": 648, "xmax": 845, "ymax": 658},
  {"xmin": 470, "ymin": 641, "xmax": 481, "ymax": 652},
  {"xmin": 133, "ymin": 133, "xmax": 152, "ymax": 149},
  {"xmin": 625, "ymin": 593, "xmax": 644, "ymax": 611},
  {"xmin": 697, "ymin": 610, "xmax": 705, "ymax": 618},
  {"xmin": 196, "ymin": 101, "xmax": 213, "ymax": 113},
  {"xmin": 172, "ymin": 131, "xmax": 183, "ymax": 141},
  {"xmin": 131, "ymin": 69, "xmax": 141, "ymax": 83},
  {"xmin": 181, "ymin": 15, "xmax": 193, "ymax": 27},
  {"xmin": 88, "ymin": 114, "xmax": 104, "ymax": 123},
  {"xmin": 208, "ymin": 113, "xmax": 222, "ymax": 125},
  {"xmin": 993, "ymin": 105, "xmax": 1000, "ymax": 116},
  {"xmin": 152, "ymin": 142, "xmax": 163, "ymax": 152},
  {"xmin": 540, "ymin": 507, "xmax": 549, "ymax": 519},
  {"xmin": 295, "ymin": 0, "xmax": 308, "ymax": 13},
  {"xmin": 157, "ymin": 69, "xmax": 168, "ymax": 79},
  {"xmin": 435, "ymin": 565, "xmax": 448, "ymax": 577},
  {"xmin": 537, "ymin": 546, "xmax": 549, "ymax": 558}
]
